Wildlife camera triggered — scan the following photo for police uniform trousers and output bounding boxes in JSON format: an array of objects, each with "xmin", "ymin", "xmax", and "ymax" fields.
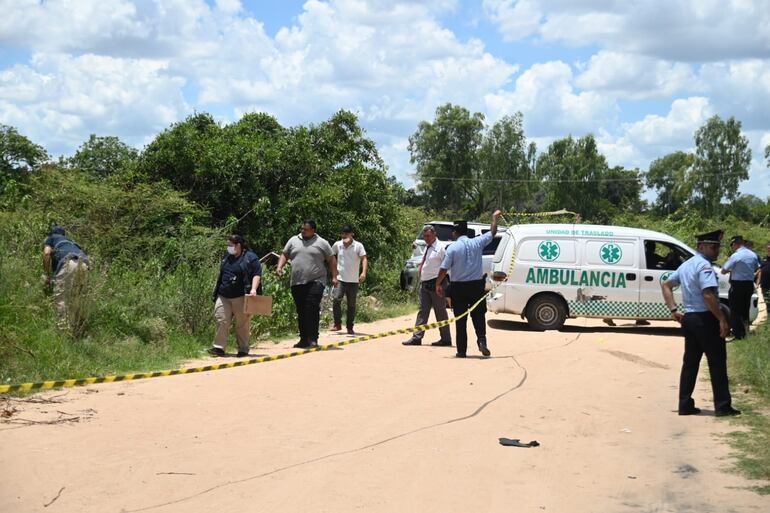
[
  {"xmin": 679, "ymin": 311, "xmax": 732, "ymax": 413},
  {"xmin": 728, "ymin": 280, "xmax": 754, "ymax": 339},
  {"xmin": 450, "ymin": 278, "xmax": 487, "ymax": 356}
]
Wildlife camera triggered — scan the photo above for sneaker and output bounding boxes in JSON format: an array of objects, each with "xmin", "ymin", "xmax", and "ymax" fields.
[
  {"xmin": 207, "ymin": 347, "xmax": 225, "ymax": 357},
  {"xmin": 307, "ymin": 341, "xmax": 319, "ymax": 348},
  {"xmin": 293, "ymin": 341, "xmax": 309, "ymax": 348},
  {"xmin": 430, "ymin": 340, "xmax": 452, "ymax": 347},
  {"xmin": 635, "ymin": 319, "xmax": 651, "ymax": 326},
  {"xmin": 347, "ymin": 327, "xmax": 354, "ymax": 335},
  {"xmin": 329, "ymin": 324, "xmax": 342, "ymax": 332},
  {"xmin": 715, "ymin": 407, "xmax": 741, "ymax": 417},
  {"xmin": 402, "ymin": 339, "xmax": 422, "ymax": 346},
  {"xmin": 236, "ymin": 351, "xmax": 249, "ymax": 358},
  {"xmin": 478, "ymin": 344, "xmax": 491, "ymax": 357}
]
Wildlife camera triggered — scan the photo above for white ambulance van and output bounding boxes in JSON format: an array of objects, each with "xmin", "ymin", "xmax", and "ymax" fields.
[{"xmin": 487, "ymin": 223, "xmax": 759, "ymax": 330}]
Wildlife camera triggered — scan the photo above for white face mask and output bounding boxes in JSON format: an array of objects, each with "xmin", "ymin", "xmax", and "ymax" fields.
[{"xmin": 226, "ymin": 246, "xmax": 236, "ymax": 255}]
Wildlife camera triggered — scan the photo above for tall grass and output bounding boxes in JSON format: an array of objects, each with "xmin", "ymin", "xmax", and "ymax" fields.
[{"xmin": 723, "ymin": 310, "xmax": 770, "ymax": 493}]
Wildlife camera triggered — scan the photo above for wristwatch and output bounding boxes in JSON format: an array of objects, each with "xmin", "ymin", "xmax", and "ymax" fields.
[{"xmin": 670, "ymin": 307, "xmax": 678, "ymax": 313}]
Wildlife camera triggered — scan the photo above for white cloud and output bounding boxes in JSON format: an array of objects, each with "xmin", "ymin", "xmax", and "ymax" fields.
[
  {"xmin": 698, "ymin": 60, "xmax": 770, "ymax": 130},
  {"xmin": 0, "ymin": 53, "xmax": 188, "ymax": 154},
  {"xmin": 485, "ymin": 60, "xmax": 616, "ymax": 137},
  {"xmin": 597, "ymin": 97, "xmax": 712, "ymax": 169},
  {"xmin": 0, "ymin": 0, "xmax": 518, "ymax": 164},
  {"xmin": 485, "ymin": 0, "xmax": 770, "ymax": 62},
  {"xmin": 482, "ymin": 0, "xmax": 543, "ymax": 41},
  {"xmin": 575, "ymin": 51, "xmax": 698, "ymax": 99}
]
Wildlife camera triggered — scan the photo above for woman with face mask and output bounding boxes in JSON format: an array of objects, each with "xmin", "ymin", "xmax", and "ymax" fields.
[{"xmin": 208, "ymin": 234, "xmax": 263, "ymax": 357}]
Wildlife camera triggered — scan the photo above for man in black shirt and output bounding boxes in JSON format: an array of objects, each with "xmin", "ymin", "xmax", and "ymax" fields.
[{"xmin": 42, "ymin": 226, "xmax": 89, "ymax": 327}]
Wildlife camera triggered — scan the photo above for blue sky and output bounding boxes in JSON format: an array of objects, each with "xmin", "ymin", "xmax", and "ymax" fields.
[{"xmin": 1, "ymin": 0, "xmax": 769, "ymax": 198}]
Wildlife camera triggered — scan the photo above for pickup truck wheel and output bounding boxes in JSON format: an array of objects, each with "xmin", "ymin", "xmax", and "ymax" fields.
[{"xmin": 526, "ymin": 295, "xmax": 567, "ymax": 331}]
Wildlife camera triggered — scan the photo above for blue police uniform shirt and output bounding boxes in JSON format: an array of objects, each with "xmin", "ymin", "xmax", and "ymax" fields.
[
  {"xmin": 723, "ymin": 246, "xmax": 760, "ymax": 281},
  {"xmin": 666, "ymin": 252, "xmax": 718, "ymax": 313},
  {"xmin": 440, "ymin": 231, "xmax": 493, "ymax": 282}
]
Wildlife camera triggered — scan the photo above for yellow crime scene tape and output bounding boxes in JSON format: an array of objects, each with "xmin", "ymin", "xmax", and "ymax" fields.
[{"xmin": 0, "ymin": 210, "xmax": 578, "ymax": 395}]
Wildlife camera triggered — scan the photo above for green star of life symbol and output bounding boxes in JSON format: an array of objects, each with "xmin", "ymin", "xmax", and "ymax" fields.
[
  {"xmin": 660, "ymin": 271, "xmax": 680, "ymax": 290},
  {"xmin": 538, "ymin": 240, "xmax": 560, "ymax": 261},
  {"xmin": 600, "ymin": 243, "xmax": 622, "ymax": 264}
]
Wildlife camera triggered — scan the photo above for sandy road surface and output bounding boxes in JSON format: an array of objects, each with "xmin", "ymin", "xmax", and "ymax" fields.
[{"xmin": 1, "ymin": 313, "xmax": 767, "ymax": 513}]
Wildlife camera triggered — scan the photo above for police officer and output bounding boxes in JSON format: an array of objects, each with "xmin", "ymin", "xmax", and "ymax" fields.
[
  {"xmin": 436, "ymin": 209, "xmax": 501, "ymax": 358},
  {"xmin": 720, "ymin": 235, "xmax": 759, "ymax": 340},
  {"xmin": 661, "ymin": 230, "xmax": 740, "ymax": 417}
]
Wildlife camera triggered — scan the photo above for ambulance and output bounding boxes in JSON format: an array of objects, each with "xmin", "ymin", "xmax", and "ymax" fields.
[{"xmin": 487, "ymin": 224, "xmax": 759, "ymax": 330}]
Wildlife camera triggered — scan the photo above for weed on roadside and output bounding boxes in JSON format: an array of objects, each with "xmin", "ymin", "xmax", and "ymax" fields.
[{"xmin": 724, "ymin": 319, "xmax": 770, "ymax": 494}]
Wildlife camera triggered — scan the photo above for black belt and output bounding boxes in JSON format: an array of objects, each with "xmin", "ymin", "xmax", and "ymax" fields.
[{"xmin": 421, "ymin": 278, "xmax": 438, "ymax": 286}]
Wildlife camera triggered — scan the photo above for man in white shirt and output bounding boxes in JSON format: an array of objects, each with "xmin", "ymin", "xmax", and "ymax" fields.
[
  {"xmin": 330, "ymin": 224, "xmax": 368, "ymax": 334},
  {"xmin": 403, "ymin": 225, "xmax": 453, "ymax": 347}
]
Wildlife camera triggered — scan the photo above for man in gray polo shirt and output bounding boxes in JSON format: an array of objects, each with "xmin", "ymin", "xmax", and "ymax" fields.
[{"xmin": 277, "ymin": 219, "xmax": 337, "ymax": 348}]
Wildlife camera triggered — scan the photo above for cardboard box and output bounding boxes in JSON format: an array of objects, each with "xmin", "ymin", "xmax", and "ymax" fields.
[{"xmin": 243, "ymin": 295, "xmax": 272, "ymax": 316}]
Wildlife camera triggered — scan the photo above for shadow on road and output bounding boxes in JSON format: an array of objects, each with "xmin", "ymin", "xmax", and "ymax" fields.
[{"xmin": 488, "ymin": 318, "xmax": 682, "ymax": 337}]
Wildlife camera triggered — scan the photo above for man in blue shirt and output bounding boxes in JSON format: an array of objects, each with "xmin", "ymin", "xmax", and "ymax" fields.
[
  {"xmin": 661, "ymin": 230, "xmax": 740, "ymax": 417},
  {"xmin": 436, "ymin": 209, "xmax": 501, "ymax": 358},
  {"xmin": 720, "ymin": 235, "xmax": 759, "ymax": 340},
  {"xmin": 43, "ymin": 226, "xmax": 89, "ymax": 327}
]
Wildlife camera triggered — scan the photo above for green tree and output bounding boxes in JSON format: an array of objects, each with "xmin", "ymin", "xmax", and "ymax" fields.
[
  {"xmin": 0, "ymin": 125, "xmax": 48, "ymax": 175},
  {"xmin": 535, "ymin": 135, "xmax": 607, "ymax": 221},
  {"xmin": 0, "ymin": 125, "xmax": 49, "ymax": 204},
  {"xmin": 408, "ymin": 103, "xmax": 485, "ymax": 212},
  {"xmin": 730, "ymin": 194, "xmax": 769, "ymax": 224},
  {"xmin": 476, "ymin": 113, "xmax": 535, "ymax": 214},
  {"xmin": 601, "ymin": 166, "xmax": 644, "ymax": 216},
  {"xmin": 646, "ymin": 151, "xmax": 696, "ymax": 215},
  {"xmin": 67, "ymin": 134, "xmax": 139, "ymax": 178},
  {"xmin": 692, "ymin": 115, "xmax": 751, "ymax": 216},
  {"xmin": 136, "ymin": 110, "xmax": 409, "ymax": 264}
]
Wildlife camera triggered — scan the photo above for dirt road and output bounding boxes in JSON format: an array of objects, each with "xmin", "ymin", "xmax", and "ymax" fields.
[{"xmin": 1, "ymin": 313, "xmax": 766, "ymax": 513}]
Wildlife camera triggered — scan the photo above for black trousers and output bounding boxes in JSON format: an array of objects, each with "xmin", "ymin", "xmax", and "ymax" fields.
[
  {"xmin": 291, "ymin": 281, "xmax": 325, "ymax": 344},
  {"xmin": 679, "ymin": 312, "xmax": 732, "ymax": 413},
  {"xmin": 450, "ymin": 279, "xmax": 487, "ymax": 356},
  {"xmin": 728, "ymin": 280, "xmax": 754, "ymax": 339}
]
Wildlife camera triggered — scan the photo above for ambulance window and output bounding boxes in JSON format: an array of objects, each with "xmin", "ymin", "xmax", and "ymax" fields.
[
  {"xmin": 483, "ymin": 235, "xmax": 502, "ymax": 256},
  {"xmin": 644, "ymin": 240, "xmax": 691, "ymax": 270},
  {"xmin": 493, "ymin": 233, "xmax": 509, "ymax": 263}
]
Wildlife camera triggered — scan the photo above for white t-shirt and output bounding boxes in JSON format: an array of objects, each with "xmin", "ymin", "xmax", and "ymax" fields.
[{"xmin": 333, "ymin": 240, "xmax": 367, "ymax": 283}]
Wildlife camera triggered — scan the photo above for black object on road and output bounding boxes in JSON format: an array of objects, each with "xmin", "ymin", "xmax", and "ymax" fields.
[{"xmin": 499, "ymin": 438, "xmax": 540, "ymax": 448}]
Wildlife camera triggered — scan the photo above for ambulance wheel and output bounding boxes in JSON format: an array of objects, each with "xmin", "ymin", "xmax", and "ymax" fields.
[{"xmin": 526, "ymin": 294, "xmax": 567, "ymax": 331}]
